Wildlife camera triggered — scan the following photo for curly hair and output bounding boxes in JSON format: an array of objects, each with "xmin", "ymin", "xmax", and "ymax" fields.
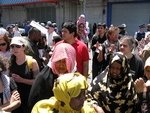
[{"xmin": 0, "ymin": 55, "xmax": 7, "ymax": 73}]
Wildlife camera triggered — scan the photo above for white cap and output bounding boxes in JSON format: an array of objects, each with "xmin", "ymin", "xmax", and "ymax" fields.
[{"xmin": 10, "ymin": 37, "xmax": 26, "ymax": 46}]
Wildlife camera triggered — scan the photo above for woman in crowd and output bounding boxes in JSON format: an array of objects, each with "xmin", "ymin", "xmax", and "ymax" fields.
[
  {"xmin": 0, "ymin": 55, "xmax": 21, "ymax": 112},
  {"xmin": 77, "ymin": 23, "xmax": 89, "ymax": 47},
  {"xmin": 119, "ymin": 35, "xmax": 144, "ymax": 81},
  {"xmin": 28, "ymin": 43, "xmax": 77, "ymax": 113},
  {"xmin": 32, "ymin": 72, "xmax": 98, "ymax": 113},
  {"xmin": 134, "ymin": 57, "xmax": 150, "ymax": 113},
  {"xmin": 0, "ymin": 34, "xmax": 11, "ymax": 75},
  {"xmin": 87, "ymin": 52, "xmax": 137, "ymax": 113},
  {"xmin": 97, "ymin": 26, "xmax": 120, "ymax": 74},
  {"xmin": 0, "ymin": 34, "xmax": 11, "ymax": 59},
  {"xmin": 9, "ymin": 37, "xmax": 39, "ymax": 113}
]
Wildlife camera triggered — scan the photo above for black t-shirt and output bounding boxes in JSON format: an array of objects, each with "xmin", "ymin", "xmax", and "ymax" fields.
[
  {"xmin": 27, "ymin": 66, "xmax": 58, "ymax": 113},
  {"xmin": 128, "ymin": 54, "xmax": 144, "ymax": 81},
  {"xmin": 91, "ymin": 34, "xmax": 107, "ymax": 51},
  {"xmin": 10, "ymin": 60, "xmax": 33, "ymax": 102}
]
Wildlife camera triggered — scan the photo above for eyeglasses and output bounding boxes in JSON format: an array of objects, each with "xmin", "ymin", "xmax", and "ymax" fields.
[
  {"xmin": 0, "ymin": 43, "xmax": 6, "ymax": 46},
  {"xmin": 10, "ymin": 45, "xmax": 22, "ymax": 49}
]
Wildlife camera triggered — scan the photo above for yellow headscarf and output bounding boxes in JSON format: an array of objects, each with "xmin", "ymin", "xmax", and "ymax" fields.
[
  {"xmin": 53, "ymin": 72, "xmax": 88, "ymax": 111},
  {"xmin": 32, "ymin": 73, "xmax": 96, "ymax": 113}
]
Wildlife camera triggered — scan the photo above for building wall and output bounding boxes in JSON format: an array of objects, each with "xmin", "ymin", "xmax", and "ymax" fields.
[
  {"xmin": 1, "ymin": 6, "xmax": 26, "ymax": 27},
  {"xmin": 81, "ymin": 0, "xmax": 106, "ymax": 32},
  {"xmin": 107, "ymin": 0, "xmax": 150, "ymax": 35},
  {"xmin": 1, "ymin": 0, "xmax": 146, "ymax": 33}
]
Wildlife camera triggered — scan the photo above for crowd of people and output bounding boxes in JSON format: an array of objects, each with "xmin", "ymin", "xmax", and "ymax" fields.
[{"xmin": 0, "ymin": 14, "xmax": 150, "ymax": 113}]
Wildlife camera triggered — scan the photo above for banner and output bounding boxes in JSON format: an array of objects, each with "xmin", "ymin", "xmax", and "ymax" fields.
[{"xmin": 30, "ymin": 20, "xmax": 47, "ymax": 34}]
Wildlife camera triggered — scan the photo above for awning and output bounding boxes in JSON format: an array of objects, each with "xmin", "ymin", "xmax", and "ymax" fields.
[{"xmin": 0, "ymin": 0, "xmax": 60, "ymax": 6}]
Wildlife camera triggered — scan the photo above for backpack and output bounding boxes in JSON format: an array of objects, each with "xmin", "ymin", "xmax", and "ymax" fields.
[{"xmin": 26, "ymin": 55, "xmax": 33, "ymax": 71}]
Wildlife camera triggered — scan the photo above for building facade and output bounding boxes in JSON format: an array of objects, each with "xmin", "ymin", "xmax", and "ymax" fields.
[{"xmin": 0, "ymin": 0, "xmax": 150, "ymax": 35}]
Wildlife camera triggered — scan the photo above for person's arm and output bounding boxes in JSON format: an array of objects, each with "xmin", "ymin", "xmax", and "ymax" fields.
[
  {"xmin": 1, "ymin": 90, "xmax": 21, "ymax": 112},
  {"xmin": 28, "ymin": 74, "xmax": 45, "ymax": 113},
  {"xmin": 93, "ymin": 104, "xmax": 105, "ymax": 113},
  {"xmin": 90, "ymin": 36, "xmax": 97, "ymax": 51},
  {"xmin": 135, "ymin": 79, "xmax": 150, "ymax": 113},
  {"xmin": 12, "ymin": 59, "xmax": 39, "ymax": 85},
  {"xmin": 134, "ymin": 32, "xmax": 137, "ymax": 38},
  {"xmin": 134, "ymin": 78, "xmax": 147, "ymax": 93},
  {"xmin": 137, "ymin": 58, "xmax": 144, "ymax": 79},
  {"xmin": 97, "ymin": 45, "xmax": 103, "ymax": 62},
  {"xmin": 83, "ymin": 60, "xmax": 89, "ymax": 78}
]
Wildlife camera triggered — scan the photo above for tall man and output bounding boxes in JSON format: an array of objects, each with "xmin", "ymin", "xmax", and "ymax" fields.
[
  {"xmin": 59, "ymin": 22, "xmax": 89, "ymax": 77},
  {"xmin": 24, "ymin": 27, "xmax": 44, "ymax": 71}
]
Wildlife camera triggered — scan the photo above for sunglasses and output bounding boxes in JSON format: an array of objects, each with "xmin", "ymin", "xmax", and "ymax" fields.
[
  {"xmin": 0, "ymin": 43, "xmax": 6, "ymax": 46},
  {"xmin": 10, "ymin": 45, "xmax": 22, "ymax": 49}
]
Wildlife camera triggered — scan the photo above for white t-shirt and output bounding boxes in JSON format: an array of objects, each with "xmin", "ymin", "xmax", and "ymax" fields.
[
  {"xmin": 0, "ymin": 28, "xmax": 7, "ymax": 34},
  {"xmin": 0, "ymin": 51, "xmax": 11, "ymax": 59},
  {"xmin": 46, "ymin": 31, "xmax": 59, "ymax": 47}
]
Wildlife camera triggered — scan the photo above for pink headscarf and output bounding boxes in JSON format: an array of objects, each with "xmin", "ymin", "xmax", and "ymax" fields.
[{"xmin": 50, "ymin": 43, "xmax": 76, "ymax": 75}]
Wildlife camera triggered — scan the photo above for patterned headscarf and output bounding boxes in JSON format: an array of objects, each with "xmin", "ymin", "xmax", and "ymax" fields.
[
  {"xmin": 87, "ymin": 52, "xmax": 137, "ymax": 113},
  {"xmin": 50, "ymin": 43, "xmax": 76, "ymax": 75},
  {"xmin": 108, "ymin": 52, "xmax": 130, "ymax": 80}
]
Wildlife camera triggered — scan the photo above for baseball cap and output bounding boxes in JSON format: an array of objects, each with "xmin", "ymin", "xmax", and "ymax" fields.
[
  {"xmin": 45, "ymin": 23, "xmax": 55, "ymax": 28},
  {"xmin": 139, "ymin": 24, "xmax": 145, "ymax": 28},
  {"xmin": 118, "ymin": 24, "xmax": 127, "ymax": 28},
  {"xmin": 10, "ymin": 37, "xmax": 26, "ymax": 46}
]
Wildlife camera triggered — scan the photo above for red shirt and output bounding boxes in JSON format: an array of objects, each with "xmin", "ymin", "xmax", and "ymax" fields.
[{"xmin": 56, "ymin": 38, "xmax": 89, "ymax": 74}]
